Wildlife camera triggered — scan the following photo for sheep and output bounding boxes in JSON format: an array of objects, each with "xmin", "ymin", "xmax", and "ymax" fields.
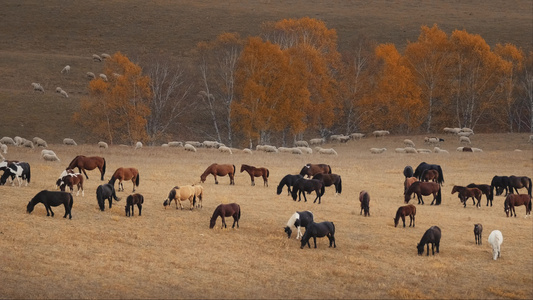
[
  {"xmin": 403, "ymin": 139, "xmax": 415, "ymax": 147},
  {"xmin": 459, "ymin": 136, "xmax": 471, "ymax": 145},
  {"xmin": 294, "ymin": 140, "xmax": 309, "ymax": 148},
  {"xmin": 1, "ymin": 144, "xmax": 7, "ymax": 154},
  {"xmin": 318, "ymin": 147, "xmax": 338, "ymax": 155},
  {"xmin": 161, "ymin": 144, "xmax": 169, "ymax": 147},
  {"xmin": 99, "ymin": 74, "xmax": 108, "ymax": 81},
  {"xmin": 309, "ymin": 138, "xmax": 325, "ymax": 145},
  {"xmin": 242, "ymin": 148, "xmax": 253, "ymax": 154},
  {"xmin": 456, "ymin": 147, "xmax": 473, "ymax": 152},
  {"xmin": 185, "ymin": 141, "xmax": 203, "ymax": 148},
  {"xmin": 0, "ymin": 137, "xmax": 15, "ymax": 145},
  {"xmin": 350, "ymin": 133, "xmax": 365, "ymax": 140},
  {"xmin": 417, "ymin": 148, "xmax": 432, "ymax": 154},
  {"xmin": 277, "ymin": 147, "xmax": 292, "ymax": 153},
  {"xmin": 257, "ymin": 145, "xmax": 277, "ymax": 153},
  {"xmin": 372, "ymin": 130, "xmax": 390, "ymax": 138},
  {"xmin": 184, "ymin": 143, "xmax": 197, "ymax": 152},
  {"xmin": 461, "ymin": 127, "xmax": 474, "ymax": 133},
  {"xmin": 203, "ymin": 141, "xmax": 222, "ymax": 148},
  {"xmin": 404, "ymin": 147, "xmax": 418, "ymax": 154},
  {"xmin": 443, "ymin": 127, "xmax": 461, "ymax": 134},
  {"xmin": 424, "ymin": 137, "xmax": 442, "ymax": 146},
  {"xmin": 395, "ymin": 148, "xmax": 406, "ymax": 153},
  {"xmin": 291, "ymin": 148, "xmax": 303, "ymax": 155},
  {"xmin": 98, "ymin": 141, "xmax": 109, "ymax": 149},
  {"xmin": 472, "ymin": 147, "xmax": 483, "ymax": 152},
  {"xmin": 22, "ymin": 140, "xmax": 34, "ymax": 149},
  {"xmin": 60, "ymin": 89, "xmax": 69, "ymax": 98},
  {"xmin": 529, "ymin": 135, "xmax": 533, "ymax": 143},
  {"xmin": 433, "ymin": 147, "xmax": 449, "ymax": 154},
  {"xmin": 93, "ymin": 54, "xmax": 102, "ymax": 62},
  {"xmin": 61, "ymin": 65, "xmax": 70, "ymax": 74},
  {"xmin": 298, "ymin": 146, "xmax": 312, "ymax": 154},
  {"xmin": 219, "ymin": 146, "xmax": 233, "ymax": 154},
  {"xmin": 330, "ymin": 134, "xmax": 350, "ymax": 143},
  {"xmin": 63, "ymin": 138, "xmax": 77, "ymax": 146},
  {"xmin": 87, "ymin": 72, "xmax": 96, "ymax": 79},
  {"xmin": 14, "ymin": 136, "xmax": 24, "ymax": 146},
  {"xmin": 457, "ymin": 131, "xmax": 474, "ymax": 137},
  {"xmin": 135, "ymin": 141, "xmax": 143, "ymax": 149},
  {"xmin": 43, "ymin": 153, "xmax": 60, "ymax": 162},
  {"xmin": 41, "ymin": 149, "xmax": 56, "ymax": 157},
  {"xmin": 370, "ymin": 147, "xmax": 387, "ymax": 154},
  {"xmin": 168, "ymin": 141, "xmax": 183, "ymax": 147},
  {"xmin": 32, "ymin": 82, "xmax": 44, "ymax": 92},
  {"xmin": 101, "ymin": 53, "xmax": 111, "ymax": 59},
  {"xmin": 34, "ymin": 138, "xmax": 47, "ymax": 148},
  {"xmin": 56, "ymin": 87, "xmax": 63, "ymax": 93}
]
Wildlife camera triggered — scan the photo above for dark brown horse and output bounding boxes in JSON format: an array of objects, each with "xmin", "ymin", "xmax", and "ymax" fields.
[
  {"xmin": 67, "ymin": 155, "xmax": 106, "ymax": 180},
  {"xmin": 394, "ymin": 204, "xmax": 416, "ymax": 227},
  {"xmin": 467, "ymin": 183, "xmax": 493, "ymax": 206},
  {"xmin": 451, "ymin": 185, "xmax": 482, "ymax": 208},
  {"xmin": 209, "ymin": 203, "xmax": 241, "ymax": 229},
  {"xmin": 299, "ymin": 163, "xmax": 332, "ymax": 178},
  {"xmin": 240, "ymin": 164, "xmax": 269, "ymax": 187},
  {"xmin": 504, "ymin": 194, "xmax": 531, "ymax": 217},
  {"xmin": 508, "ymin": 175, "xmax": 532, "ymax": 196},
  {"xmin": 109, "ymin": 167, "xmax": 140, "ymax": 192},
  {"xmin": 312, "ymin": 173, "xmax": 342, "ymax": 195},
  {"xmin": 359, "ymin": 190, "xmax": 370, "ymax": 216},
  {"xmin": 404, "ymin": 181, "xmax": 441, "ymax": 205},
  {"xmin": 200, "ymin": 163, "xmax": 235, "ymax": 185},
  {"xmin": 421, "ymin": 169, "xmax": 439, "ymax": 183},
  {"xmin": 56, "ymin": 173, "xmax": 85, "ymax": 196},
  {"xmin": 125, "ymin": 193, "xmax": 144, "ymax": 217}
]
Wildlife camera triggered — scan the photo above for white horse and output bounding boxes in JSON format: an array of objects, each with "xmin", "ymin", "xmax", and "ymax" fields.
[
  {"xmin": 488, "ymin": 230, "xmax": 503, "ymax": 260},
  {"xmin": 284, "ymin": 211, "xmax": 314, "ymax": 239}
]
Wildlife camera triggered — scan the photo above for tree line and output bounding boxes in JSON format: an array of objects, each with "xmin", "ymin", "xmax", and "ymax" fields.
[{"xmin": 74, "ymin": 18, "xmax": 533, "ymax": 147}]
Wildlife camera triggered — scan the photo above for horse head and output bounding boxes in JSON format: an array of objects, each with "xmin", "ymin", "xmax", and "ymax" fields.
[{"xmin": 284, "ymin": 226, "xmax": 292, "ymax": 238}]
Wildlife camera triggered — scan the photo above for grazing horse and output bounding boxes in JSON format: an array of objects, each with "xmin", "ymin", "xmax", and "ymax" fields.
[
  {"xmin": 56, "ymin": 173, "xmax": 85, "ymax": 196},
  {"xmin": 109, "ymin": 167, "xmax": 140, "ymax": 192},
  {"xmin": 403, "ymin": 165, "xmax": 414, "ymax": 178},
  {"xmin": 240, "ymin": 164, "xmax": 269, "ymax": 187},
  {"xmin": 125, "ymin": 193, "xmax": 144, "ymax": 217},
  {"xmin": 417, "ymin": 226, "xmax": 441, "ymax": 256},
  {"xmin": 0, "ymin": 161, "xmax": 31, "ymax": 187},
  {"xmin": 451, "ymin": 185, "xmax": 482, "ymax": 208},
  {"xmin": 192, "ymin": 184, "xmax": 204, "ymax": 208},
  {"xmin": 300, "ymin": 221, "xmax": 336, "ymax": 249},
  {"xmin": 466, "ymin": 183, "xmax": 493, "ymax": 206},
  {"xmin": 209, "ymin": 203, "xmax": 241, "ymax": 229},
  {"xmin": 421, "ymin": 169, "xmax": 439, "ymax": 183},
  {"xmin": 200, "ymin": 163, "xmax": 235, "ymax": 185},
  {"xmin": 404, "ymin": 181, "xmax": 441, "ymax": 205},
  {"xmin": 504, "ymin": 194, "xmax": 531, "ymax": 217},
  {"xmin": 394, "ymin": 204, "xmax": 416, "ymax": 227},
  {"xmin": 404, "ymin": 177, "xmax": 418, "ymax": 194},
  {"xmin": 27, "ymin": 190, "xmax": 73, "ymax": 219},
  {"xmin": 67, "ymin": 155, "xmax": 106, "ymax": 180},
  {"xmin": 299, "ymin": 163, "xmax": 332, "ymax": 178},
  {"xmin": 284, "ymin": 211, "xmax": 314, "ymax": 239},
  {"xmin": 491, "ymin": 176, "xmax": 510, "ymax": 196},
  {"xmin": 488, "ymin": 230, "xmax": 503, "ymax": 260},
  {"xmin": 474, "ymin": 224, "xmax": 483, "ymax": 245},
  {"xmin": 413, "ymin": 162, "xmax": 444, "ymax": 185},
  {"xmin": 0, "ymin": 160, "xmax": 19, "ymax": 184},
  {"xmin": 163, "ymin": 185, "xmax": 196, "ymax": 210},
  {"xmin": 312, "ymin": 173, "xmax": 342, "ymax": 195},
  {"xmin": 96, "ymin": 183, "xmax": 120, "ymax": 211},
  {"xmin": 508, "ymin": 175, "xmax": 532, "ymax": 196},
  {"xmin": 359, "ymin": 190, "xmax": 370, "ymax": 216},
  {"xmin": 291, "ymin": 178, "xmax": 325, "ymax": 204},
  {"xmin": 276, "ymin": 174, "xmax": 303, "ymax": 196}
]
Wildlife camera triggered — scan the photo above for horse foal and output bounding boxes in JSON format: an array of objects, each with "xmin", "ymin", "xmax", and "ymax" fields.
[
  {"xmin": 474, "ymin": 224, "xmax": 483, "ymax": 245},
  {"xmin": 125, "ymin": 193, "xmax": 144, "ymax": 217}
]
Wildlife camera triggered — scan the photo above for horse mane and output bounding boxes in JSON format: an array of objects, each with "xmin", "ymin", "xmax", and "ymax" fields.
[{"xmin": 67, "ymin": 155, "xmax": 83, "ymax": 169}]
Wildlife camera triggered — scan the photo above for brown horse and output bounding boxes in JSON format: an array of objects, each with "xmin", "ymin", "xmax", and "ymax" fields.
[
  {"xmin": 299, "ymin": 163, "xmax": 332, "ymax": 178},
  {"xmin": 56, "ymin": 173, "xmax": 85, "ymax": 196},
  {"xmin": 451, "ymin": 185, "xmax": 482, "ymax": 208},
  {"xmin": 421, "ymin": 169, "xmax": 439, "ymax": 183},
  {"xmin": 209, "ymin": 203, "xmax": 241, "ymax": 229},
  {"xmin": 404, "ymin": 177, "xmax": 418, "ymax": 194},
  {"xmin": 240, "ymin": 164, "xmax": 269, "ymax": 187},
  {"xmin": 504, "ymin": 194, "xmax": 531, "ymax": 217},
  {"xmin": 312, "ymin": 173, "xmax": 342, "ymax": 195},
  {"xmin": 67, "ymin": 155, "xmax": 106, "ymax": 180},
  {"xmin": 508, "ymin": 175, "xmax": 532, "ymax": 196},
  {"xmin": 394, "ymin": 204, "xmax": 416, "ymax": 227},
  {"xmin": 467, "ymin": 183, "xmax": 493, "ymax": 206},
  {"xmin": 359, "ymin": 190, "xmax": 370, "ymax": 216},
  {"xmin": 200, "ymin": 163, "xmax": 235, "ymax": 185},
  {"xmin": 404, "ymin": 181, "xmax": 441, "ymax": 205},
  {"xmin": 109, "ymin": 167, "xmax": 139, "ymax": 192},
  {"xmin": 163, "ymin": 185, "xmax": 196, "ymax": 210},
  {"xmin": 125, "ymin": 193, "xmax": 144, "ymax": 217}
]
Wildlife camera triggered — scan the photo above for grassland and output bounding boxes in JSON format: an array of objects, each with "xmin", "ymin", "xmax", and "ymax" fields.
[{"xmin": 0, "ymin": 133, "xmax": 532, "ymax": 299}]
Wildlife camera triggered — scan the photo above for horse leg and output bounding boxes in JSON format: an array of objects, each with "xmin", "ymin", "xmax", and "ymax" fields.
[
  {"xmin": 313, "ymin": 236, "xmax": 317, "ymax": 248},
  {"xmin": 81, "ymin": 168, "xmax": 89, "ymax": 180},
  {"xmin": 401, "ymin": 215, "xmax": 406, "ymax": 227},
  {"xmin": 214, "ymin": 175, "xmax": 218, "ymax": 185},
  {"xmin": 221, "ymin": 216, "xmax": 226, "ymax": 228},
  {"xmin": 426, "ymin": 244, "xmax": 430, "ymax": 256},
  {"xmin": 249, "ymin": 175, "xmax": 254, "ymax": 186},
  {"xmin": 264, "ymin": 175, "xmax": 268, "ymax": 187},
  {"xmin": 44, "ymin": 204, "xmax": 51, "ymax": 216},
  {"xmin": 138, "ymin": 203, "xmax": 142, "ymax": 216},
  {"xmin": 411, "ymin": 215, "xmax": 415, "ymax": 227},
  {"xmin": 48, "ymin": 206, "xmax": 55, "ymax": 217},
  {"xmin": 108, "ymin": 197, "xmax": 113, "ymax": 209}
]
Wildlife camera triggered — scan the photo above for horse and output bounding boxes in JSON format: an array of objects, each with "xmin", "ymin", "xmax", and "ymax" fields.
[
  {"xmin": 0, "ymin": 161, "xmax": 30, "ymax": 187},
  {"xmin": 200, "ymin": 163, "xmax": 235, "ymax": 185},
  {"xmin": 291, "ymin": 178, "xmax": 325, "ymax": 204},
  {"xmin": 451, "ymin": 185, "xmax": 482, "ymax": 208},
  {"xmin": 413, "ymin": 162, "xmax": 444, "ymax": 185},
  {"xmin": 504, "ymin": 194, "xmax": 531, "ymax": 217},
  {"xmin": 209, "ymin": 203, "xmax": 241, "ymax": 229},
  {"xmin": 421, "ymin": 169, "xmax": 439, "ymax": 183},
  {"xmin": 312, "ymin": 173, "xmax": 342, "ymax": 195},
  {"xmin": 467, "ymin": 183, "xmax": 493, "ymax": 206},
  {"xmin": 96, "ymin": 183, "xmax": 120, "ymax": 211},
  {"xmin": 276, "ymin": 174, "xmax": 303, "ymax": 195},
  {"xmin": 394, "ymin": 204, "xmax": 416, "ymax": 227},
  {"xmin": 474, "ymin": 224, "xmax": 483, "ymax": 245},
  {"xmin": 125, "ymin": 193, "xmax": 144, "ymax": 217},
  {"xmin": 488, "ymin": 230, "xmax": 503, "ymax": 260},
  {"xmin": 508, "ymin": 175, "xmax": 532, "ymax": 196},
  {"xmin": 403, "ymin": 165, "xmax": 414, "ymax": 178},
  {"xmin": 299, "ymin": 163, "xmax": 332, "ymax": 178},
  {"xmin": 491, "ymin": 175, "xmax": 510, "ymax": 196},
  {"xmin": 404, "ymin": 181, "xmax": 441, "ymax": 205},
  {"xmin": 163, "ymin": 185, "xmax": 196, "ymax": 210},
  {"xmin": 0, "ymin": 159, "xmax": 19, "ymax": 184},
  {"xmin": 240, "ymin": 164, "xmax": 269, "ymax": 187},
  {"xmin": 417, "ymin": 226, "xmax": 441, "ymax": 256},
  {"xmin": 67, "ymin": 155, "xmax": 106, "ymax": 180},
  {"xmin": 284, "ymin": 211, "xmax": 314, "ymax": 239},
  {"xmin": 56, "ymin": 173, "xmax": 85, "ymax": 196},
  {"xmin": 404, "ymin": 177, "xmax": 418, "ymax": 194},
  {"xmin": 109, "ymin": 167, "xmax": 140, "ymax": 192},
  {"xmin": 359, "ymin": 190, "xmax": 370, "ymax": 216},
  {"xmin": 27, "ymin": 190, "xmax": 73, "ymax": 219},
  {"xmin": 192, "ymin": 184, "xmax": 204, "ymax": 208},
  {"xmin": 300, "ymin": 221, "xmax": 336, "ymax": 249}
]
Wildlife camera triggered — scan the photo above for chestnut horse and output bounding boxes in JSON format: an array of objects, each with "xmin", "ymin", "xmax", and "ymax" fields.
[
  {"xmin": 200, "ymin": 163, "xmax": 235, "ymax": 185},
  {"xmin": 299, "ymin": 163, "xmax": 331, "ymax": 178},
  {"xmin": 504, "ymin": 194, "xmax": 531, "ymax": 217},
  {"xmin": 467, "ymin": 183, "xmax": 493, "ymax": 206},
  {"xmin": 67, "ymin": 155, "xmax": 106, "ymax": 180},
  {"xmin": 109, "ymin": 167, "xmax": 139, "ymax": 192},
  {"xmin": 394, "ymin": 204, "xmax": 416, "ymax": 227},
  {"xmin": 56, "ymin": 172, "xmax": 85, "ymax": 196},
  {"xmin": 209, "ymin": 203, "xmax": 241, "ymax": 229},
  {"xmin": 404, "ymin": 181, "xmax": 441, "ymax": 205},
  {"xmin": 240, "ymin": 164, "xmax": 269, "ymax": 187},
  {"xmin": 451, "ymin": 185, "xmax": 482, "ymax": 208}
]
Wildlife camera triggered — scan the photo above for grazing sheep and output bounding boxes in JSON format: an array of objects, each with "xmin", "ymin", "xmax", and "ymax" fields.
[
  {"xmin": 294, "ymin": 140, "xmax": 309, "ymax": 148},
  {"xmin": 472, "ymin": 147, "xmax": 483, "ymax": 152},
  {"xmin": 457, "ymin": 131, "xmax": 474, "ymax": 137},
  {"xmin": 61, "ymin": 65, "xmax": 70, "ymax": 74},
  {"xmin": 0, "ymin": 137, "xmax": 15, "ymax": 145},
  {"xmin": 98, "ymin": 141, "xmax": 108, "ymax": 149},
  {"xmin": 443, "ymin": 127, "xmax": 461, "ymax": 134},
  {"xmin": 528, "ymin": 135, "xmax": 533, "ymax": 143},
  {"xmin": 56, "ymin": 87, "xmax": 63, "ymax": 93},
  {"xmin": 242, "ymin": 148, "xmax": 253, "ymax": 154},
  {"xmin": 318, "ymin": 147, "xmax": 338, "ymax": 155},
  {"xmin": 93, "ymin": 54, "xmax": 102, "ymax": 62},
  {"xmin": 291, "ymin": 148, "xmax": 303, "ymax": 155},
  {"xmin": 404, "ymin": 147, "xmax": 418, "ymax": 154},
  {"xmin": 350, "ymin": 133, "xmax": 365, "ymax": 140},
  {"xmin": 461, "ymin": 127, "xmax": 474, "ymax": 133},
  {"xmin": 403, "ymin": 139, "xmax": 415, "ymax": 147},
  {"xmin": 219, "ymin": 146, "xmax": 233, "ymax": 154},
  {"xmin": 395, "ymin": 148, "xmax": 406, "ymax": 153},
  {"xmin": 417, "ymin": 148, "xmax": 432, "ymax": 154},
  {"xmin": 258, "ymin": 145, "xmax": 278, "ymax": 153},
  {"xmin": 32, "ymin": 83, "xmax": 44, "ymax": 92},
  {"xmin": 101, "ymin": 53, "xmax": 111, "ymax": 59},
  {"xmin": 298, "ymin": 147, "xmax": 312, "ymax": 154},
  {"xmin": 186, "ymin": 141, "xmax": 203, "ymax": 148},
  {"xmin": 203, "ymin": 141, "xmax": 222, "ymax": 148},
  {"xmin": 369, "ymin": 147, "xmax": 387, "ymax": 154},
  {"xmin": 63, "ymin": 138, "xmax": 77, "ymax": 146},
  {"xmin": 161, "ymin": 144, "xmax": 169, "ymax": 147},
  {"xmin": 34, "ymin": 138, "xmax": 47, "ymax": 148},
  {"xmin": 99, "ymin": 74, "xmax": 108, "ymax": 81},
  {"xmin": 424, "ymin": 137, "xmax": 442, "ymax": 146},
  {"xmin": 1, "ymin": 144, "xmax": 7, "ymax": 154},
  {"xmin": 433, "ymin": 147, "xmax": 449, "ymax": 154},
  {"xmin": 87, "ymin": 72, "xmax": 96, "ymax": 79},
  {"xmin": 372, "ymin": 130, "xmax": 390, "ymax": 138},
  {"xmin": 309, "ymin": 138, "xmax": 325, "ymax": 145},
  {"xmin": 43, "ymin": 153, "xmax": 60, "ymax": 162},
  {"xmin": 14, "ymin": 136, "xmax": 24, "ymax": 146},
  {"xmin": 459, "ymin": 136, "xmax": 471, "ymax": 145},
  {"xmin": 168, "ymin": 141, "xmax": 183, "ymax": 147},
  {"xmin": 277, "ymin": 147, "xmax": 291, "ymax": 153},
  {"xmin": 59, "ymin": 89, "xmax": 68, "ymax": 98},
  {"xmin": 135, "ymin": 141, "xmax": 143, "ymax": 149},
  {"xmin": 184, "ymin": 143, "xmax": 197, "ymax": 152},
  {"xmin": 456, "ymin": 147, "xmax": 473, "ymax": 152},
  {"xmin": 22, "ymin": 140, "xmax": 34, "ymax": 149},
  {"xmin": 41, "ymin": 149, "xmax": 56, "ymax": 157},
  {"xmin": 330, "ymin": 134, "xmax": 350, "ymax": 143}
]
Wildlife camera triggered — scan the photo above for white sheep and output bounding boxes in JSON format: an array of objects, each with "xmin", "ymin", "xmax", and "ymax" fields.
[
  {"xmin": 403, "ymin": 139, "xmax": 415, "ymax": 147},
  {"xmin": 370, "ymin": 147, "xmax": 387, "ymax": 154},
  {"xmin": 242, "ymin": 148, "xmax": 253, "ymax": 154},
  {"xmin": 63, "ymin": 138, "xmax": 77, "ymax": 146},
  {"xmin": 34, "ymin": 138, "xmax": 47, "ymax": 148},
  {"xmin": 186, "ymin": 141, "xmax": 203, "ymax": 148},
  {"xmin": 98, "ymin": 141, "xmax": 108, "ymax": 149},
  {"xmin": 404, "ymin": 147, "xmax": 418, "ymax": 154},
  {"xmin": 443, "ymin": 127, "xmax": 461, "ymax": 134},
  {"xmin": 472, "ymin": 147, "xmax": 483, "ymax": 152},
  {"xmin": 350, "ymin": 133, "xmax": 365, "ymax": 140},
  {"xmin": 60, "ymin": 89, "xmax": 68, "ymax": 98},
  {"xmin": 459, "ymin": 136, "xmax": 471, "ymax": 144},
  {"xmin": 318, "ymin": 147, "xmax": 338, "ymax": 155},
  {"xmin": 309, "ymin": 138, "xmax": 325, "ymax": 145},
  {"xmin": 101, "ymin": 53, "xmax": 111, "ymax": 59},
  {"xmin": 330, "ymin": 134, "xmax": 350, "ymax": 143},
  {"xmin": 424, "ymin": 137, "xmax": 441, "ymax": 145},
  {"xmin": 291, "ymin": 148, "xmax": 303, "ymax": 155},
  {"xmin": 395, "ymin": 148, "xmax": 406, "ymax": 153},
  {"xmin": 219, "ymin": 146, "xmax": 233, "ymax": 154},
  {"xmin": 61, "ymin": 65, "xmax": 71, "ymax": 74},
  {"xmin": 461, "ymin": 127, "xmax": 474, "ymax": 133},
  {"xmin": 32, "ymin": 83, "xmax": 44, "ymax": 92},
  {"xmin": 372, "ymin": 130, "xmax": 390, "ymax": 138},
  {"xmin": 1, "ymin": 144, "xmax": 7, "ymax": 154},
  {"xmin": 168, "ymin": 141, "xmax": 183, "ymax": 147},
  {"xmin": 87, "ymin": 72, "xmax": 96, "ymax": 79},
  {"xmin": 14, "ymin": 136, "xmax": 24, "ymax": 146},
  {"xmin": 457, "ymin": 131, "xmax": 474, "ymax": 137},
  {"xmin": 203, "ymin": 141, "xmax": 221, "ymax": 148},
  {"xmin": 433, "ymin": 147, "xmax": 449, "ymax": 154},
  {"xmin": 184, "ymin": 143, "xmax": 197, "ymax": 152},
  {"xmin": 257, "ymin": 145, "xmax": 277, "ymax": 153},
  {"xmin": 0, "ymin": 137, "xmax": 15, "ymax": 145},
  {"xmin": 298, "ymin": 146, "xmax": 312, "ymax": 154},
  {"xmin": 417, "ymin": 148, "xmax": 432, "ymax": 154},
  {"xmin": 41, "ymin": 149, "xmax": 56, "ymax": 157},
  {"xmin": 56, "ymin": 87, "xmax": 63, "ymax": 93},
  {"xmin": 43, "ymin": 153, "xmax": 60, "ymax": 162},
  {"xmin": 294, "ymin": 140, "xmax": 309, "ymax": 148},
  {"xmin": 93, "ymin": 54, "xmax": 102, "ymax": 62},
  {"xmin": 277, "ymin": 147, "xmax": 292, "ymax": 153},
  {"xmin": 22, "ymin": 140, "xmax": 34, "ymax": 149},
  {"xmin": 99, "ymin": 74, "xmax": 108, "ymax": 81},
  {"xmin": 161, "ymin": 144, "xmax": 169, "ymax": 147},
  {"xmin": 135, "ymin": 141, "xmax": 143, "ymax": 149}
]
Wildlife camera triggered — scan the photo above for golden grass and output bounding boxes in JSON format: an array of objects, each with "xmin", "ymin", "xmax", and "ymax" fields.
[{"xmin": 0, "ymin": 133, "xmax": 532, "ymax": 299}]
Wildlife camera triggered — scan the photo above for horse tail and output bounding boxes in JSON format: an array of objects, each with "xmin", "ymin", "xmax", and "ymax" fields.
[
  {"xmin": 438, "ymin": 166, "xmax": 444, "ymax": 184},
  {"xmin": 96, "ymin": 186, "xmax": 104, "ymax": 210},
  {"xmin": 328, "ymin": 165, "xmax": 332, "ymax": 174},
  {"xmin": 102, "ymin": 158, "xmax": 106, "ymax": 180},
  {"xmin": 528, "ymin": 177, "xmax": 532, "ymax": 197},
  {"xmin": 338, "ymin": 176, "xmax": 342, "ymax": 194},
  {"xmin": 267, "ymin": 169, "xmax": 270, "ymax": 178},
  {"xmin": 112, "ymin": 187, "xmax": 120, "ymax": 201},
  {"xmin": 238, "ymin": 205, "xmax": 241, "ymax": 220},
  {"xmin": 27, "ymin": 164, "xmax": 31, "ymax": 184},
  {"xmin": 135, "ymin": 173, "xmax": 140, "ymax": 187},
  {"xmin": 233, "ymin": 164, "xmax": 236, "ymax": 175},
  {"xmin": 320, "ymin": 184, "xmax": 325, "ymax": 197},
  {"xmin": 330, "ymin": 222, "xmax": 335, "ymax": 234},
  {"xmin": 193, "ymin": 194, "xmax": 197, "ymax": 207},
  {"xmin": 436, "ymin": 186, "xmax": 442, "ymax": 205}
]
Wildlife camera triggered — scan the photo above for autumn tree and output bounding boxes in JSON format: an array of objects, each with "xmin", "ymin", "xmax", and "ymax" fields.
[
  {"xmin": 73, "ymin": 52, "xmax": 151, "ymax": 144},
  {"xmin": 519, "ymin": 51, "xmax": 533, "ymax": 132}
]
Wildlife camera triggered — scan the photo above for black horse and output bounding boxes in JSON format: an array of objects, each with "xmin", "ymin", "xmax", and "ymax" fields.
[
  {"xmin": 312, "ymin": 173, "xmax": 342, "ymax": 195},
  {"xmin": 284, "ymin": 211, "xmax": 314, "ymax": 239},
  {"xmin": 491, "ymin": 176, "xmax": 510, "ymax": 196},
  {"xmin": 276, "ymin": 174, "xmax": 303, "ymax": 195},
  {"xmin": 413, "ymin": 162, "xmax": 444, "ymax": 185},
  {"xmin": 417, "ymin": 226, "xmax": 441, "ymax": 256},
  {"xmin": 403, "ymin": 165, "xmax": 414, "ymax": 178},
  {"xmin": 291, "ymin": 178, "xmax": 325, "ymax": 204},
  {"xmin": 27, "ymin": 190, "xmax": 73, "ymax": 219},
  {"xmin": 467, "ymin": 183, "xmax": 494, "ymax": 206},
  {"xmin": 125, "ymin": 193, "xmax": 144, "ymax": 217},
  {"xmin": 300, "ymin": 221, "xmax": 336, "ymax": 249},
  {"xmin": 508, "ymin": 175, "xmax": 532, "ymax": 196},
  {"xmin": 96, "ymin": 183, "xmax": 120, "ymax": 211}
]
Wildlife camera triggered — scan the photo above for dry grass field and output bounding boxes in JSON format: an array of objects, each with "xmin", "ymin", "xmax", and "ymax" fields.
[{"xmin": 0, "ymin": 133, "xmax": 532, "ymax": 299}]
